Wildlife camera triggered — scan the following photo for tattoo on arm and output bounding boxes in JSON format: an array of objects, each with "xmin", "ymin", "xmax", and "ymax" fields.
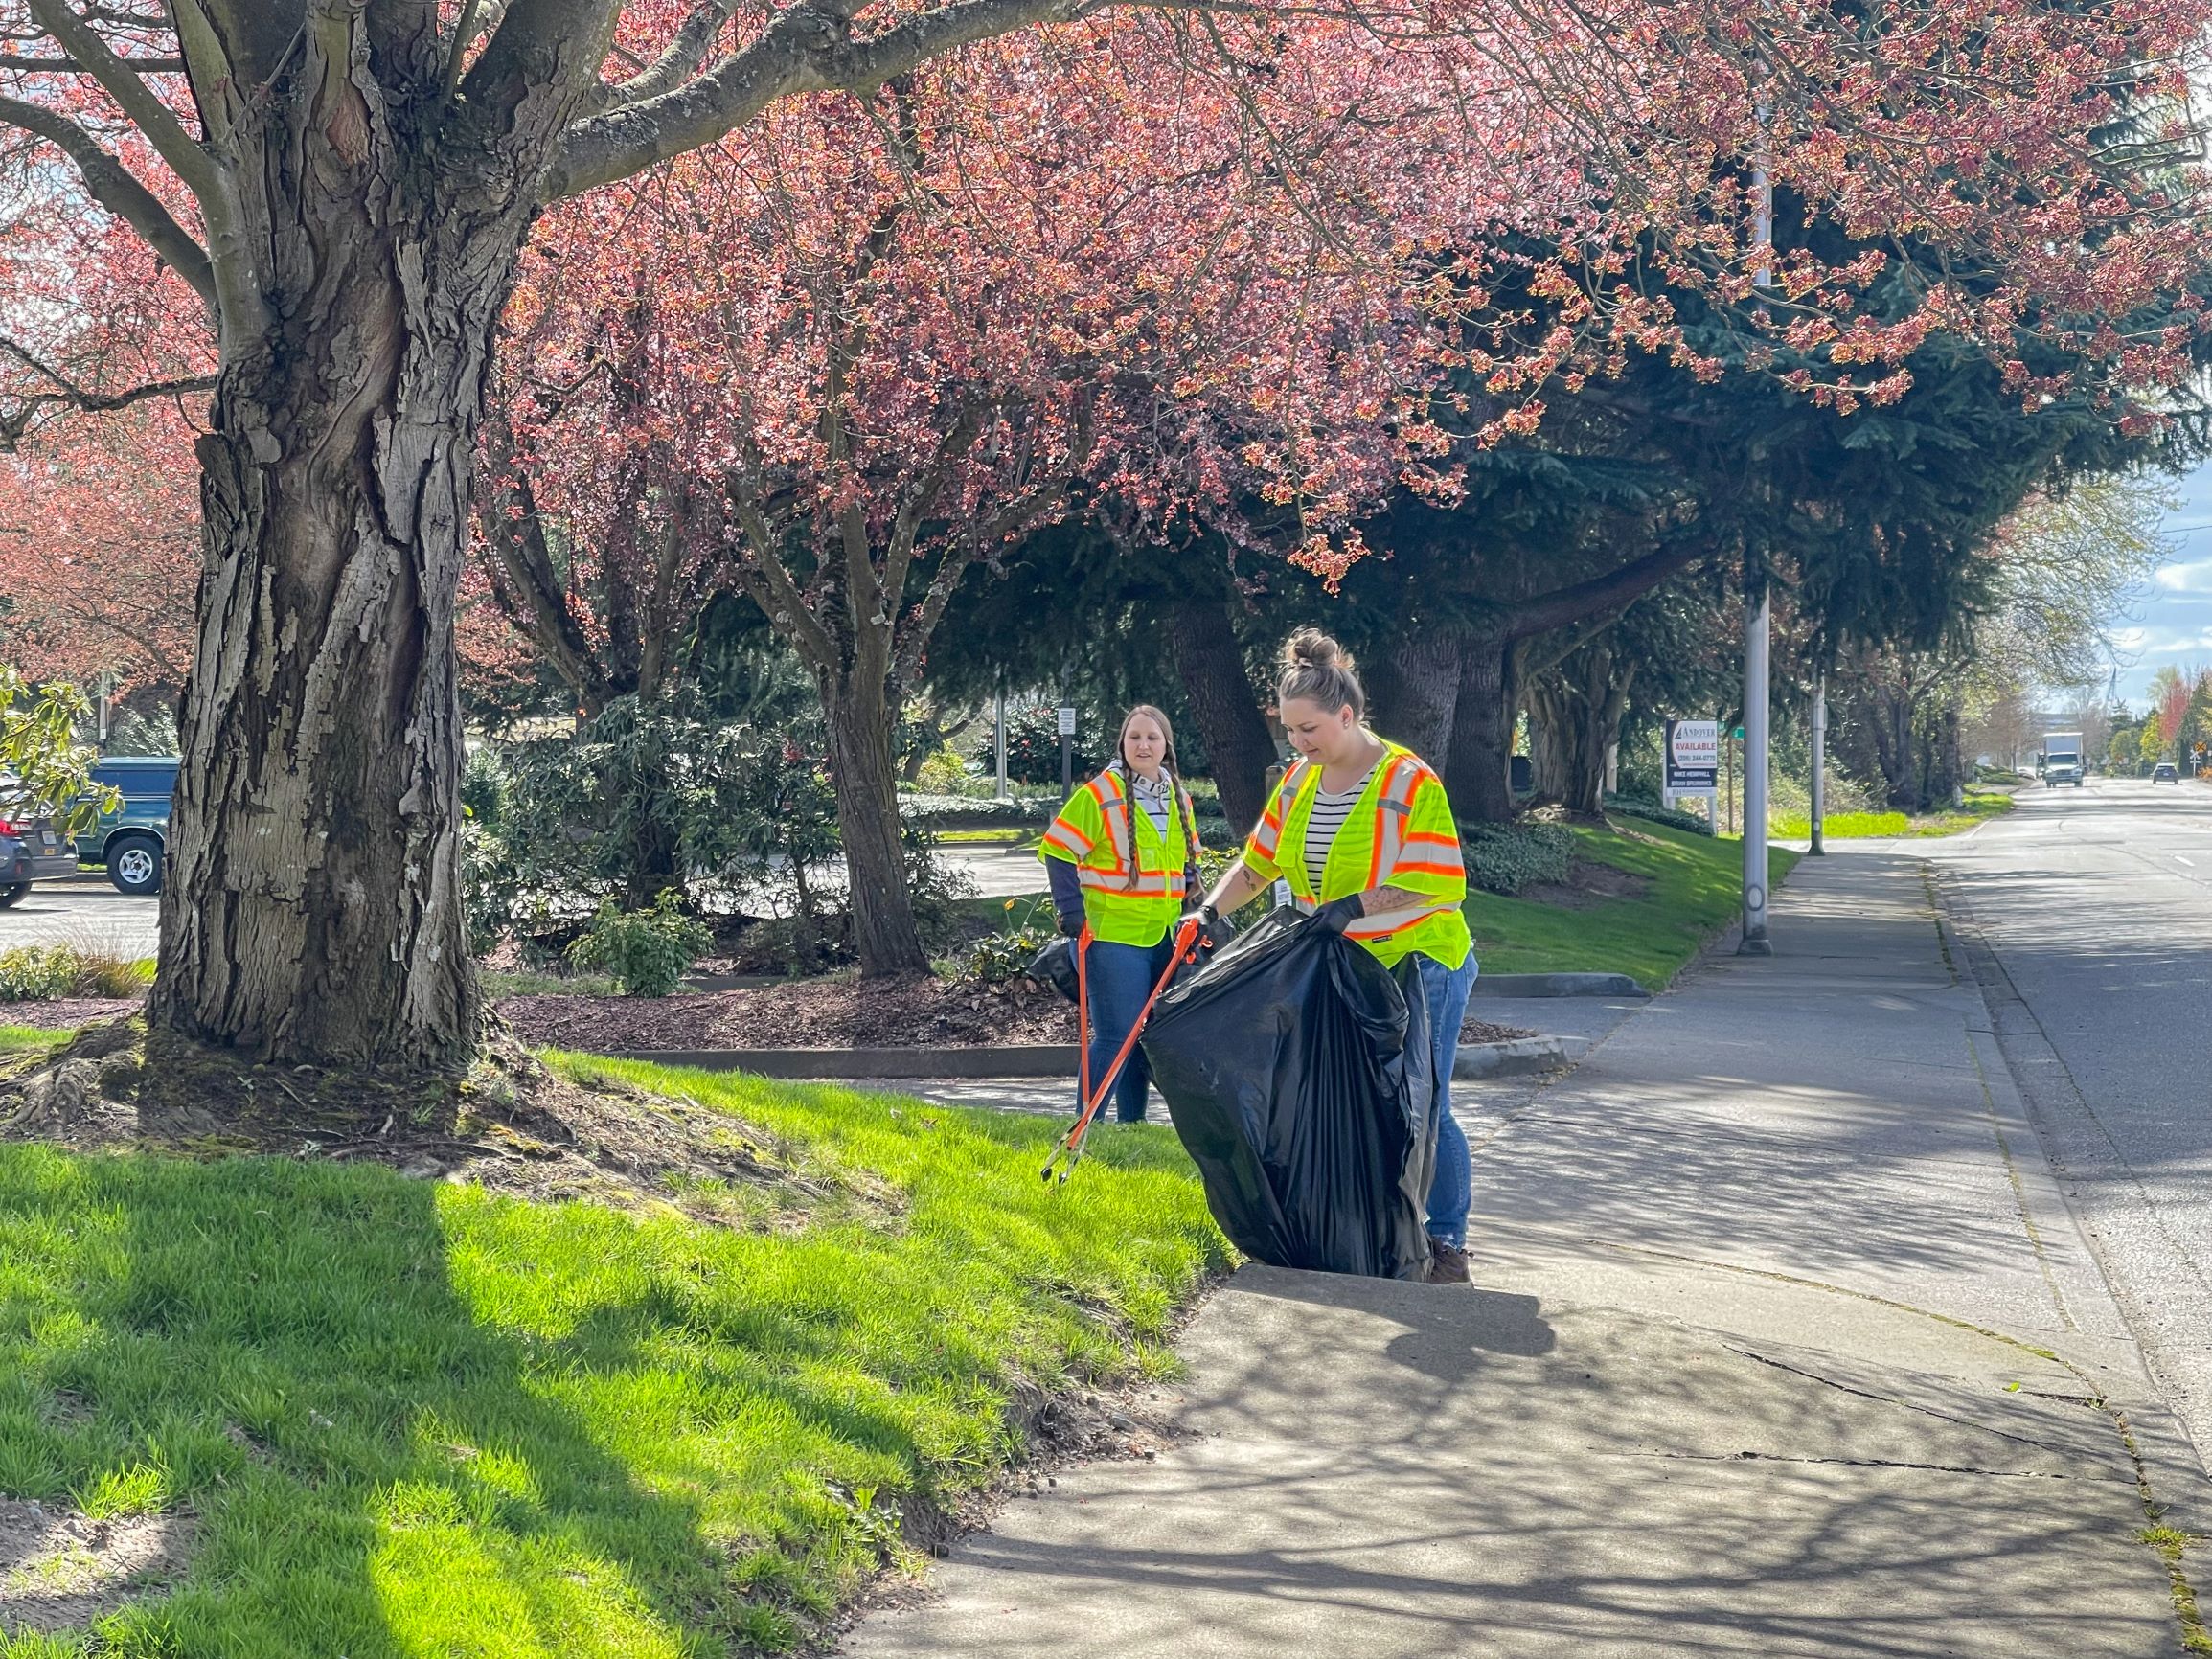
[
  {"xmin": 1206, "ymin": 861, "xmax": 1273, "ymax": 915},
  {"xmin": 1355, "ymin": 884, "xmax": 1427, "ymax": 916}
]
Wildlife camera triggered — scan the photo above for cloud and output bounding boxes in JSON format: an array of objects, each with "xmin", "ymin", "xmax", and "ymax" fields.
[
  {"xmin": 2128, "ymin": 625, "xmax": 2212, "ymax": 657},
  {"xmin": 2154, "ymin": 558, "xmax": 2212, "ymax": 593}
]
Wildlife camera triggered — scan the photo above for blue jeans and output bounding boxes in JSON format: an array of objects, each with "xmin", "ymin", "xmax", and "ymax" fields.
[
  {"xmin": 1081, "ymin": 937, "xmax": 1180, "ymax": 1124},
  {"xmin": 1412, "ymin": 951, "xmax": 1478, "ymax": 1248}
]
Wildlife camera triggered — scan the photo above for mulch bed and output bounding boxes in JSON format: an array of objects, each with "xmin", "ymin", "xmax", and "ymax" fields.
[
  {"xmin": 0, "ymin": 1020, "xmax": 864, "ymax": 1227},
  {"xmin": 498, "ymin": 977, "xmax": 1079, "ymax": 1052},
  {"xmin": 9, "ymin": 986, "xmax": 1536, "ymax": 1053},
  {"xmin": 501, "ymin": 978, "xmax": 1535, "ymax": 1053},
  {"xmin": 0, "ymin": 998, "xmax": 141, "ymax": 1028}
]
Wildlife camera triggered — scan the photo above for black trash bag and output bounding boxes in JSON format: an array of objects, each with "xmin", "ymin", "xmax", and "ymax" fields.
[
  {"xmin": 1026, "ymin": 936, "xmax": 1082, "ymax": 1004},
  {"xmin": 1140, "ymin": 908, "xmax": 1436, "ymax": 1280}
]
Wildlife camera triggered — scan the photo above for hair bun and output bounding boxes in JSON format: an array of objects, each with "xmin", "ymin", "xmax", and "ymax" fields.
[{"xmin": 1283, "ymin": 627, "xmax": 1353, "ymax": 674}]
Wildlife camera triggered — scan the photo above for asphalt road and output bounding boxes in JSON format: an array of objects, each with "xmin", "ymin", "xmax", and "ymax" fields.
[
  {"xmin": 1933, "ymin": 775, "xmax": 2212, "ymax": 1481},
  {"xmin": 0, "ymin": 875, "xmax": 158, "ymax": 957}
]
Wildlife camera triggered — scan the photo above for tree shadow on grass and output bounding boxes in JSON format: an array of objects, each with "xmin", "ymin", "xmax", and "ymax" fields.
[{"xmin": 0, "ymin": 1146, "xmax": 902, "ymax": 1656}]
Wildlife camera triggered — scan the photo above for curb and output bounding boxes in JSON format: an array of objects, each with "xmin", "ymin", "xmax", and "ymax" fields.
[
  {"xmin": 1452, "ymin": 1034, "xmax": 1590, "ymax": 1079},
  {"xmin": 1931, "ymin": 867, "xmax": 2212, "ymax": 1536},
  {"xmin": 1471, "ymin": 971, "xmax": 1647, "ymax": 999},
  {"xmin": 588, "ymin": 1034, "xmax": 1594, "ymax": 1083}
]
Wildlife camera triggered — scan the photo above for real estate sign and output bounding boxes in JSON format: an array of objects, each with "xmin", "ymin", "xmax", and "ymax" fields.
[{"xmin": 1665, "ymin": 719, "xmax": 1720, "ymax": 794}]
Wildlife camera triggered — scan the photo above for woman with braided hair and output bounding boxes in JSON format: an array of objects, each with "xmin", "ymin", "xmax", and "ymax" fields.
[{"xmin": 1038, "ymin": 705, "xmax": 1204, "ymax": 1125}]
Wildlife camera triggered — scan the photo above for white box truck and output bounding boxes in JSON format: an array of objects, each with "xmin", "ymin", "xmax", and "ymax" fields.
[{"xmin": 2041, "ymin": 731, "xmax": 2086, "ymax": 786}]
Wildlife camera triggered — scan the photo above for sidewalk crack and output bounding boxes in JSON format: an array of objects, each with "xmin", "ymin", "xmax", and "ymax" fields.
[
  {"xmin": 1619, "ymin": 1446, "xmax": 2079, "ymax": 1481},
  {"xmin": 1722, "ymin": 1343, "xmax": 2096, "ymax": 1460}
]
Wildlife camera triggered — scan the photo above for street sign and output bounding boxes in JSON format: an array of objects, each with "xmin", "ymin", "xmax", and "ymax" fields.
[
  {"xmin": 1665, "ymin": 719, "xmax": 1721, "ymax": 792},
  {"xmin": 1057, "ymin": 706, "xmax": 1078, "ymax": 737}
]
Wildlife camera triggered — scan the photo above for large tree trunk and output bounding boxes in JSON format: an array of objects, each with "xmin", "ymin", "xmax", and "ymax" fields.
[
  {"xmin": 1443, "ymin": 629, "xmax": 1517, "ymax": 822},
  {"xmin": 1168, "ymin": 596, "xmax": 1276, "ymax": 833},
  {"xmin": 151, "ymin": 211, "xmax": 526, "ymax": 1072},
  {"xmin": 134, "ymin": 8, "xmax": 616, "ymax": 1075},
  {"xmin": 1364, "ymin": 620, "xmax": 1468, "ymax": 767},
  {"xmin": 1528, "ymin": 641, "xmax": 1632, "ymax": 816},
  {"xmin": 823, "ymin": 675, "xmax": 930, "ymax": 978}
]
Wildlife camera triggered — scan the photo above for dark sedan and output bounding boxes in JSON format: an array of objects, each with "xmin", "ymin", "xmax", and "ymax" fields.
[{"xmin": 0, "ymin": 817, "xmax": 80, "ymax": 907}]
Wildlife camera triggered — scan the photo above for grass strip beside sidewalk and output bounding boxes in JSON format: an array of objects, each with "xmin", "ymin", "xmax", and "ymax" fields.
[
  {"xmin": 1464, "ymin": 818, "xmax": 1799, "ymax": 990},
  {"xmin": 1771, "ymin": 787, "xmax": 2015, "ymax": 840},
  {"xmin": 0, "ymin": 1058, "xmax": 1224, "ymax": 1656}
]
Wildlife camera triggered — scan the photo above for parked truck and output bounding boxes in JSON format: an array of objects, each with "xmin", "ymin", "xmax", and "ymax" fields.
[{"xmin": 2041, "ymin": 732, "xmax": 2087, "ymax": 787}]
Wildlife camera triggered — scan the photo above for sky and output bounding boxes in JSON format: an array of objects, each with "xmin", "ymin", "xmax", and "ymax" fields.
[{"xmin": 2109, "ymin": 460, "xmax": 2212, "ymax": 713}]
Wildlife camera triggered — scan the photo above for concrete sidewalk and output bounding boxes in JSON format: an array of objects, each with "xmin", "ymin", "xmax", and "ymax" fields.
[{"xmin": 841, "ymin": 850, "xmax": 2209, "ymax": 1657}]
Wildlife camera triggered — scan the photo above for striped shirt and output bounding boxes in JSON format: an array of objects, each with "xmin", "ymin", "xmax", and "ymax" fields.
[
  {"xmin": 1127, "ymin": 768, "xmax": 1174, "ymax": 836},
  {"xmin": 1304, "ymin": 765, "xmax": 1379, "ymax": 888}
]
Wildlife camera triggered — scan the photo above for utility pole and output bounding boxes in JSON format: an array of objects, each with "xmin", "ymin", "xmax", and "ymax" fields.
[
  {"xmin": 1739, "ymin": 65, "xmax": 1776, "ymax": 955},
  {"xmin": 993, "ymin": 683, "xmax": 1008, "ymax": 801},
  {"xmin": 1809, "ymin": 674, "xmax": 1827, "ymax": 856}
]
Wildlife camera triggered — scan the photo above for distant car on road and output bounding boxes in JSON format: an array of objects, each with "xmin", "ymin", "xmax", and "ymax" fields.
[
  {"xmin": 0, "ymin": 816, "xmax": 78, "ymax": 907},
  {"xmin": 2153, "ymin": 762, "xmax": 2179, "ymax": 784},
  {"xmin": 74, "ymin": 755, "xmax": 177, "ymax": 896}
]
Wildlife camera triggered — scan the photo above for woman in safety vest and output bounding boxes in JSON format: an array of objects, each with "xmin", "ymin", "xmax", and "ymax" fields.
[
  {"xmin": 1198, "ymin": 630, "xmax": 1478, "ymax": 1284},
  {"xmin": 1039, "ymin": 704, "xmax": 1204, "ymax": 1125}
]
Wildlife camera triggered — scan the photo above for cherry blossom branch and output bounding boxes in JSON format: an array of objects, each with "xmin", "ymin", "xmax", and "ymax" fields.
[
  {"xmin": 0, "ymin": 338, "xmax": 214, "ymax": 449},
  {"xmin": 22, "ymin": 0, "xmax": 214, "ymax": 199},
  {"xmin": 0, "ymin": 94, "xmax": 214, "ymax": 303},
  {"xmin": 548, "ymin": 0, "xmax": 1089, "ymax": 199},
  {"xmin": 589, "ymin": 0, "xmax": 746, "ymax": 113}
]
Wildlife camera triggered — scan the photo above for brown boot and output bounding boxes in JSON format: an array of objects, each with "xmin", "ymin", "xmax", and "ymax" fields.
[{"xmin": 1425, "ymin": 1239, "xmax": 1471, "ymax": 1284}]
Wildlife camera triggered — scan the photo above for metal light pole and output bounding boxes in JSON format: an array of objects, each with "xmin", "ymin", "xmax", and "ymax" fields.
[
  {"xmin": 993, "ymin": 685, "xmax": 1008, "ymax": 800},
  {"xmin": 1740, "ymin": 595, "xmax": 1773, "ymax": 953},
  {"xmin": 1809, "ymin": 674, "xmax": 1827, "ymax": 856},
  {"xmin": 1740, "ymin": 76, "xmax": 1776, "ymax": 955}
]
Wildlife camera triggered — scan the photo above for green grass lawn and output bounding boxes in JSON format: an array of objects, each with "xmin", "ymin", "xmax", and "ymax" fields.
[
  {"xmin": 1770, "ymin": 788, "xmax": 2015, "ymax": 841},
  {"xmin": 1464, "ymin": 819, "xmax": 1798, "ymax": 990},
  {"xmin": 0, "ymin": 1059, "xmax": 1224, "ymax": 1656}
]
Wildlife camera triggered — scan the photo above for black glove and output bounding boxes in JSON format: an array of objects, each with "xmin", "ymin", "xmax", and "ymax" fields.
[
  {"xmin": 1314, "ymin": 895, "xmax": 1365, "ymax": 934},
  {"xmin": 1187, "ymin": 903, "xmax": 1234, "ymax": 952},
  {"xmin": 1058, "ymin": 912, "xmax": 1085, "ymax": 940}
]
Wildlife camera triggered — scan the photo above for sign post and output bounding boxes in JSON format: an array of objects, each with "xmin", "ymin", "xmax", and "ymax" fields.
[
  {"xmin": 1058, "ymin": 705, "xmax": 1078, "ymax": 801},
  {"xmin": 1664, "ymin": 718, "xmax": 1721, "ymax": 830}
]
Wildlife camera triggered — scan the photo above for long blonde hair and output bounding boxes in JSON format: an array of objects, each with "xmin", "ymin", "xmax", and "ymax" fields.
[{"xmin": 1114, "ymin": 704, "xmax": 1188, "ymax": 889}]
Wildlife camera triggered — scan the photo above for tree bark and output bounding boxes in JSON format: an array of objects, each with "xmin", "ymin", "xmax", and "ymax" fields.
[
  {"xmin": 1168, "ymin": 595, "xmax": 1276, "ymax": 833},
  {"xmin": 823, "ymin": 677, "xmax": 930, "ymax": 977},
  {"xmin": 1443, "ymin": 630, "xmax": 1517, "ymax": 822},
  {"xmin": 1528, "ymin": 642, "xmax": 1632, "ymax": 816},
  {"xmin": 1364, "ymin": 621, "xmax": 1469, "ymax": 769},
  {"xmin": 150, "ymin": 161, "xmax": 535, "ymax": 1070}
]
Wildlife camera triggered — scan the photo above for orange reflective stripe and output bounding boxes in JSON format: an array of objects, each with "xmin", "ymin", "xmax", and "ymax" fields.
[
  {"xmin": 1090, "ymin": 772, "xmax": 1131, "ymax": 875},
  {"xmin": 1367, "ymin": 755, "xmax": 1416, "ymax": 889},
  {"xmin": 1042, "ymin": 823, "xmax": 1090, "ymax": 858},
  {"xmin": 1343, "ymin": 905, "xmax": 1451, "ymax": 941},
  {"xmin": 1250, "ymin": 762, "xmax": 1306, "ymax": 862}
]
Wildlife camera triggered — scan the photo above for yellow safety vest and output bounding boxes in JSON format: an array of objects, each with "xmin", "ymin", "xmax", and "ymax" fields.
[
  {"xmin": 1243, "ymin": 740, "xmax": 1471, "ymax": 969},
  {"xmin": 1039, "ymin": 768, "xmax": 1200, "ymax": 946}
]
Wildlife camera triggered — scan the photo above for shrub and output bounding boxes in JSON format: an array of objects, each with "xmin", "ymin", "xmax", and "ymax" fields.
[
  {"xmin": 899, "ymin": 793, "xmax": 1057, "ymax": 830},
  {"xmin": 1457, "ymin": 821, "xmax": 1575, "ymax": 896},
  {"xmin": 0, "ymin": 943, "xmax": 153, "ymax": 1000},
  {"xmin": 0, "ymin": 945, "xmax": 83, "ymax": 1000},
  {"xmin": 1606, "ymin": 797, "xmax": 1716, "ymax": 836},
  {"xmin": 566, "ymin": 891, "xmax": 715, "ymax": 997},
  {"xmin": 969, "ymin": 703, "xmax": 1106, "ymax": 784},
  {"xmin": 962, "ymin": 897, "xmax": 1060, "ymax": 986}
]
